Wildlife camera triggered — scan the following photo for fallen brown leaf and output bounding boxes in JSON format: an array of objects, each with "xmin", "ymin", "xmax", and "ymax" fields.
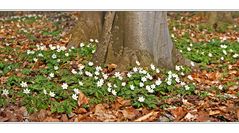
[
  {"xmin": 134, "ymin": 111, "xmax": 158, "ymax": 122},
  {"xmin": 78, "ymin": 91, "xmax": 89, "ymax": 107},
  {"xmin": 209, "ymin": 110, "xmax": 221, "ymax": 116},
  {"xmin": 169, "ymin": 107, "xmax": 187, "ymax": 121}
]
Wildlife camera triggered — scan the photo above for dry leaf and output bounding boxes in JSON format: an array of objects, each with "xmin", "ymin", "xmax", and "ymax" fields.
[
  {"xmin": 78, "ymin": 91, "xmax": 89, "ymax": 107},
  {"xmin": 134, "ymin": 111, "xmax": 158, "ymax": 122},
  {"xmin": 209, "ymin": 110, "xmax": 221, "ymax": 116},
  {"xmin": 196, "ymin": 111, "xmax": 209, "ymax": 122},
  {"xmin": 170, "ymin": 107, "xmax": 187, "ymax": 121}
]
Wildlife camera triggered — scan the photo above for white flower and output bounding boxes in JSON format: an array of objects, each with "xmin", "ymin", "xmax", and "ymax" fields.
[
  {"xmin": 180, "ymin": 82, "xmax": 186, "ymax": 86},
  {"xmin": 27, "ymin": 50, "xmax": 35, "ymax": 55},
  {"xmin": 111, "ymin": 90, "xmax": 117, "ymax": 96},
  {"xmin": 146, "ymin": 73, "xmax": 153, "ymax": 80},
  {"xmin": 94, "ymin": 76, "xmax": 99, "ymax": 80},
  {"xmin": 122, "ymin": 82, "xmax": 126, "ymax": 86},
  {"xmin": 49, "ymin": 91, "xmax": 55, "ymax": 97},
  {"xmin": 49, "ymin": 73, "xmax": 54, "ymax": 78},
  {"xmin": 65, "ymin": 53, "xmax": 69, "ymax": 57},
  {"xmin": 146, "ymin": 85, "xmax": 151, "ymax": 91},
  {"xmin": 130, "ymin": 85, "xmax": 135, "ymax": 90},
  {"xmin": 141, "ymin": 77, "xmax": 147, "ymax": 82},
  {"xmin": 88, "ymin": 62, "xmax": 93, "ymax": 66},
  {"xmin": 139, "ymin": 82, "xmax": 144, "ymax": 87},
  {"xmin": 5, "ymin": 43, "xmax": 10, "ymax": 46},
  {"xmin": 94, "ymin": 71, "xmax": 100, "ymax": 76},
  {"xmin": 222, "ymin": 50, "xmax": 227, "ymax": 55},
  {"xmin": 72, "ymin": 94, "xmax": 78, "ymax": 100},
  {"xmin": 113, "ymin": 84, "xmax": 117, "ymax": 88},
  {"xmin": 107, "ymin": 83, "xmax": 112, "ymax": 88},
  {"xmin": 71, "ymin": 69, "xmax": 77, "ymax": 74},
  {"xmin": 167, "ymin": 80, "xmax": 172, "ymax": 85},
  {"xmin": 189, "ymin": 43, "xmax": 193, "ymax": 47},
  {"xmin": 218, "ymin": 85, "xmax": 223, "ymax": 90},
  {"xmin": 78, "ymin": 65, "xmax": 85, "ymax": 70},
  {"xmin": 38, "ymin": 53, "xmax": 43, "ymax": 57},
  {"xmin": 103, "ymin": 74, "xmax": 108, "ymax": 79},
  {"xmin": 2, "ymin": 89, "xmax": 9, "ymax": 96},
  {"xmin": 85, "ymin": 71, "xmax": 93, "ymax": 77},
  {"xmin": 23, "ymin": 88, "xmax": 30, "ymax": 94},
  {"xmin": 208, "ymin": 53, "xmax": 212, "ymax": 57},
  {"xmin": 60, "ymin": 46, "xmax": 67, "ymax": 51},
  {"xmin": 107, "ymin": 87, "xmax": 112, "ymax": 92},
  {"xmin": 73, "ymin": 88, "xmax": 80, "ymax": 94},
  {"xmin": 127, "ymin": 72, "xmax": 132, "ymax": 78},
  {"xmin": 180, "ymin": 72, "xmax": 185, "ymax": 76},
  {"xmin": 220, "ymin": 36, "xmax": 227, "ymax": 41},
  {"xmin": 191, "ymin": 61, "xmax": 195, "ymax": 67},
  {"xmin": 185, "ymin": 85, "xmax": 190, "ymax": 90},
  {"xmin": 187, "ymin": 75, "xmax": 193, "ymax": 80},
  {"xmin": 90, "ymin": 39, "xmax": 94, "ymax": 42},
  {"xmin": 150, "ymin": 64, "xmax": 155, "ymax": 70},
  {"xmin": 78, "ymin": 81, "xmax": 83, "ymax": 86},
  {"xmin": 175, "ymin": 65, "xmax": 181, "ymax": 71},
  {"xmin": 175, "ymin": 77, "xmax": 181, "ymax": 83},
  {"xmin": 52, "ymin": 54, "xmax": 57, "ymax": 59},
  {"xmin": 62, "ymin": 83, "xmax": 68, "ymax": 90},
  {"xmin": 155, "ymin": 78, "xmax": 162, "ymax": 86},
  {"xmin": 20, "ymin": 82, "xmax": 28, "ymax": 88},
  {"xmin": 187, "ymin": 47, "xmax": 191, "ymax": 51},
  {"xmin": 171, "ymin": 34, "xmax": 175, "ymax": 38},
  {"xmin": 80, "ymin": 43, "xmax": 85, "ymax": 47},
  {"xmin": 97, "ymin": 79, "xmax": 104, "ymax": 87},
  {"xmin": 138, "ymin": 96, "xmax": 145, "ymax": 102},
  {"xmin": 118, "ymin": 76, "xmax": 123, "ymax": 80},
  {"xmin": 114, "ymin": 72, "xmax": 121, "ymax": 78},
  {"xmin": 172, "ymin": 73, "xmax": 178, "ymax": 78},
  {"xmin": 168, "ymin": 71, "xmax": 172, "ymax": 75},
  {"xmin": 95, "ymin": 66, "xmax": 102, "ymax": 71},
  {"xmin": 156, "ymin": 68, "xmax": 160, "ymax": 73},
  {"xmin": 139, "ymin": 69, "xmax": 147, "ymax": 74},
  {"xmin": 33, "ymin": 58, "xmax": 38, "ymax": 62},
  {"xmin": 233, "ymin": 54, "xmax": 239, "ymax": 58},
  {"xmin": 49, "ymin": 45, "xmax": 56, "ymax": 50},
  {"xmin": 133, "ymin": 67, "xmax": 138, "ymax": 72},
  {"xmin": 54, "ymin": 66, "xmax": 59, "ymax": 70},
  {"xmin": 57, "ymin": 59, "xmax": 60, "ymax": 62},
  {"xmin": 43, "ymin": 89, "xmax": 47, "ymax": 95},
  {"xmin": 95, "ymin": 39, "xmax": 99, "ymax": 43},
  {"xmin": 148, "ymin": 88, "xmax": 154, "ymax": 93},
  {"xmin": 92, "ymin": 50, "xmax": 96, "ymax": 53},
  {"xmin": 150, "ymin": 84, "xmax": 156, "ymax": 89},
  {"xmin": 220, "ymin": 44, "xmax": 227, "ymax": 49},
  {"xmin": 221, "ymin": 57, "xmax": 224, "ymax": 60},
  {"xmin": 136, "ymin": 60, "xmax": 140, "ymax": 66}
]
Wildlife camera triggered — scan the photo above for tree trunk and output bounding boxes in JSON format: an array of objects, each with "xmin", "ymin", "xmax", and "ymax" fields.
[
  {"xmin": 67, "ymin": 12, "xmax": 104, "ymax": 48},
  {"xmin": 207, "ymin": 12, "xmax": 234, "ymax": 29},
  {"xmin": 68, "ymin": 11, "xmax": 190, "ymax": 70}
]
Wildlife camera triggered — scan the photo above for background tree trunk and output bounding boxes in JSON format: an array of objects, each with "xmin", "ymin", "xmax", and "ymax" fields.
[
  {"xmin": 67, "ymin": 12, "xmax": 104, "ymax": 48},
  {"xmin": 69, "ymin": 11, "xmax": 190, "ymax": 70}
]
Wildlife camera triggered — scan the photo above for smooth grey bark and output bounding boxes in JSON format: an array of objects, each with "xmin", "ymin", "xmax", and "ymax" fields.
[
  {"xmin": 69, "ymin": 11, "xmax": 189, "ymax": 70},
  {"xmin": 106, "ymin": 12, "xmax": 188, "ymax": 69}
]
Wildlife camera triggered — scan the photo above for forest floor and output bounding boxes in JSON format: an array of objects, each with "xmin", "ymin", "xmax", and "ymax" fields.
[{"xmin": 0, "ymin": 12, "xmax": 239, "ymax": 122}]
